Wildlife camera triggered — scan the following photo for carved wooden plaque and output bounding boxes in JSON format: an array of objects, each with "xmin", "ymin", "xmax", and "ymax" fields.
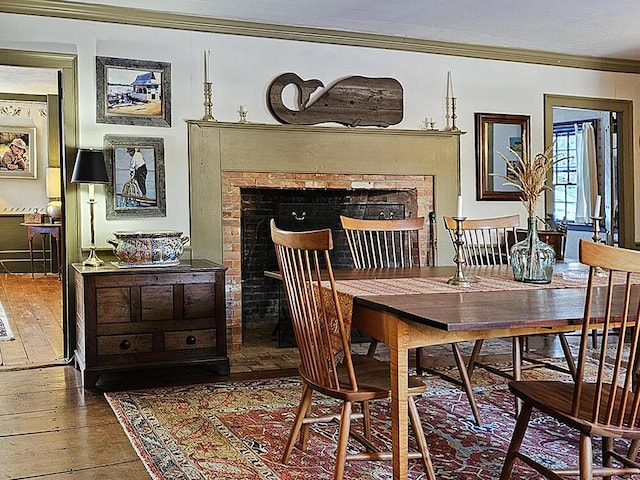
[{"xmin": 267, "ymin": 73, "xmax": 403, "ymax": 127}]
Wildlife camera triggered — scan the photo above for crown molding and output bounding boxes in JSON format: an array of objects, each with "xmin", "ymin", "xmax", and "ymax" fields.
[{"xmin": 3, "ymin": 0, "xmax": 640, "ymax": 74}]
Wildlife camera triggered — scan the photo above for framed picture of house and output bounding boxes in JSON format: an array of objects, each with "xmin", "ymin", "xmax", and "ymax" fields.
[
  {"xmin": 0, "ymin": 126, "xmax": 37, "ymax": 179},
  {"xmin": 96, "ymin": 56, "xmax": 171, "ymax": 127},
  {"xmin": 103, "ymin": 135, "xmax": 166, "ymax": 219}
]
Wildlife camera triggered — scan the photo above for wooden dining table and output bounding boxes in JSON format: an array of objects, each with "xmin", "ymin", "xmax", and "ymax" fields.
[
  {"xmin": 266, "ymin": 263, "xmax": 623, "ymax": 479},
  {"xmin": 328, "ymin": 264, "xmax": 617, "ymax": 480}
]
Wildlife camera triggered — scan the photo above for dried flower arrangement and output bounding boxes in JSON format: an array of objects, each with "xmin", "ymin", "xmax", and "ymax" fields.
[{"xmin": 494, "ymin": 144, "xmax": 558, "ymax": 218}]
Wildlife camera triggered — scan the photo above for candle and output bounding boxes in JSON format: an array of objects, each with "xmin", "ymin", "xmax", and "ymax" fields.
[
  {"xmin": 204, "ymin": 49, "xmax": 211, "ymax": 83},
  {"xmin": 446, "ymin": 71, "xmax": 451, "ymax": 99},
  {"xmin": 239, "ymin": 105, "xmax": 247, "ymax": 114},
  {"xmin": 593, "ymin": 194, "xmax": 601, "ymax": 217},
  {"xmin": 456, "ymin": 194, "xmax": 463, "ymax": 218}
]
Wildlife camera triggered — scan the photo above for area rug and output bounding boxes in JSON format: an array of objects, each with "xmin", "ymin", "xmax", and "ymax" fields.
[
  {"xmin": 0, "ymin": 309, "xmax": 14, "ymax": 341},
  {"xmin": 105, "ymin": 362, "xmax": 631, "ymax": 480}
]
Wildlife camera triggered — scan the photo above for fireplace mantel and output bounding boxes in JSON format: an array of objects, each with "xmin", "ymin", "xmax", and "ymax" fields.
[
  {"xmin": 187, "ymin": 121, "xmax": 462, "ymax": 265},
  {"xmin": 187, "ymin": 121, "xmax": 463, "ymax": 350}
]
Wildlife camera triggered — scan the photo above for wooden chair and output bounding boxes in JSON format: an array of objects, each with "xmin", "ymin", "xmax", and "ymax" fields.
[
  {"xmin": 444, "ymin": 215, "xmax": 577, "ymax": 387},
  {"xmin": 271, "ymin": 219, "xmax": 435, "ymax": 480},
  {"xmin": 500, "ymin": 239, "xmax": 640, "ymax": 480},
  {"xmin": 341, "ymin": 215, "xmax": 483, "ymax": 426}
]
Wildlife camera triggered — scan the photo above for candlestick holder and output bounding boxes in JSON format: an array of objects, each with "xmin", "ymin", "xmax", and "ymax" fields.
[
  {"xmin": 238, "ymin": 106, "xmax": 248, "ymax": 124},
  {"xmin": 202, "ymin": 82, "xmax": 216, "ymax": 121},
  {"xmin": 450, "ymin": 97, "xmax": 460, "ymax": 132},
  {"xmin": 447, "ymin": 216, "xmax": 471, "ymax": 286},
  {"xmin": 590, "ymin": 215, "xmax": 607, "ymax": 276},
  {"xmin": 445, "ymin": 97, "xmax": 452, "ymax": 131}
]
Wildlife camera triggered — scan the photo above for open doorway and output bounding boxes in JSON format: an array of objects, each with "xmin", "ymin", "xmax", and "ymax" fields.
[
  {"xmin": 0, "ymin": 49, "xmax": 80, "ymax": 368},
  {"xmin": 544, "ymin": 94, "xmax": 635, "ymax": 256}
]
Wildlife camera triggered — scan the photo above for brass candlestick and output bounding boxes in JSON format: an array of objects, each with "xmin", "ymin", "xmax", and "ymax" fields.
[
  {"xmin": 448, "ymin": 216, "xmax": 471, "ymax": 286},
  {"xmin": 202, "ymin": 82, "xmax": 216, "ymax": 121},
  {"xmin": 450, "ymin": 97, "xmax": 460, "ymax": 132},
  {"xmin": 591, "ymin": 215, "xmax": 607, "ymax": 276},
  {"xmin": 445, "ymin": 97, "xmax": 452, "ymax": 131}
]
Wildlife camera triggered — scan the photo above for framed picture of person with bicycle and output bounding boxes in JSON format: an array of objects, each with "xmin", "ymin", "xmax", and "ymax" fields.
[{"xmin": 103, "ymin": 135, "xmax": 166, "ymax": 219}]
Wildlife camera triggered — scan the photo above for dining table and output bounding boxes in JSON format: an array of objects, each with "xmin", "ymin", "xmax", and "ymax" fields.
[
  {"xmin": 265, "ymin": 262, "xmax": 624, "ymax": 479},
  {"xmin": 325, "ymin": 263, "xmax": 623, "ymax": 480}
]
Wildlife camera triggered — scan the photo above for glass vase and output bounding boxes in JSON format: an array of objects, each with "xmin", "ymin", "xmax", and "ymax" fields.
[{"xmin": 510, "ymin": 216, "xmax": 556, "ymax": 284}]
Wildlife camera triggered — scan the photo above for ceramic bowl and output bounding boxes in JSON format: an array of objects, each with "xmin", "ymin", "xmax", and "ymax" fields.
[{"xmin": 107, "ymin": 230, "xmax": 189, "ymax": 265}]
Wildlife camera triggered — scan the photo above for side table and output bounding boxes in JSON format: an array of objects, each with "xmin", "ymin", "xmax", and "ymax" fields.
[{"xmin": 20, "ymin": 222, "xmax": 62, "ymax": 279}]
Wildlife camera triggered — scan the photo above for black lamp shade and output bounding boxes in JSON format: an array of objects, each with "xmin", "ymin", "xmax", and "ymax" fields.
[{"xmin": 71, "ymin": 149, "xmax": 109, "ymax": 184}]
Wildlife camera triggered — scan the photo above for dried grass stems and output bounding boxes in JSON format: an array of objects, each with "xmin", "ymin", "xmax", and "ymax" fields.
[{"xmin": 494, "ymin": 144, "xmax": 560, "ymax": 218}]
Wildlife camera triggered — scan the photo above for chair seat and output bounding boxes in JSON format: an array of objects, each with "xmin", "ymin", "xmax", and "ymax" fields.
[
  {"xmin": 303, "ymin": 354, "xmax": 427, "ymax": 401},
  {"xmin": 509, "ymin": 380, "xmax": 640, "ymax": 439}
]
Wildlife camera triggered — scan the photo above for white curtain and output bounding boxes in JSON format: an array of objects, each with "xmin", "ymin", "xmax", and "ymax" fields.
[{"xmin": 574, "ymin": 122, "xmax": 597, "ymax": 223}]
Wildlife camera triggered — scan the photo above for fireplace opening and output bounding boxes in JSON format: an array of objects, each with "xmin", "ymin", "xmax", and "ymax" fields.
[{"xmin": 241, "ymin": 187, "xmax": 419, "ymax": 347}]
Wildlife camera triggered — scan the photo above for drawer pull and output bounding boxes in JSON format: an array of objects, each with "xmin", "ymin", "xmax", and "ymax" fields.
[
  {"xmin": 120, "ymin": 339, "xmax": 131, "ymax": 350},
  {"xmin": 186, "ymin": 335, "xmax": 197, "ymax": 345}
]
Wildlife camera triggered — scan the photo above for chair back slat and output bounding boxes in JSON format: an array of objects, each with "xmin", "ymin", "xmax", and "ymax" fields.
[
  {"xmin": 271, "ymin": 219, "xmax": 358, "ymax": 392},
  {"xmin": 574, "ymin": 239, "xmax": 640, "ymax": 428},
  {"xmin": 444, "ymin": 215, "xmax": 520, "ymax": 266},
  {"xmin": 340, "ymin": 215, "xmax": 425, "ymax": 268}
]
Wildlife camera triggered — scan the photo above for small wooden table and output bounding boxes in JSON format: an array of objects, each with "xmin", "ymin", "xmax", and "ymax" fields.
[{"xmin": 20, "ymin": 222, "xmax": 62, "ymax": 279}]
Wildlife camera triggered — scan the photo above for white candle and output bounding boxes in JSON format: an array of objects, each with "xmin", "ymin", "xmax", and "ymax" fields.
[
  {"xmin": 446, "ymin": 71, "xmax": 451, "ymax": 99},
  {"xmin": 204, "ymin": 49, "xmax": 211, "ymax": 83},
  {"xmin": 593, "ymin": 194, "xmax": 601, "ymax": 217},
  {"xmin": 448, "ymin": 70, "xmax": 454, "ymax": 98},
  {"xmin": 239, "ymin": 105, "xmax": 247, "ymax": 114},
  {"xmin": 456, "ymin": 194, "xmax": 463, "ymax": 218}
]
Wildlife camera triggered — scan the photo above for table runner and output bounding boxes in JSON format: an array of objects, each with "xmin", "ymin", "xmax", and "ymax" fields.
[{"xmin": 326, "ymin": 266, "xmax": 617, "ymax": 331}]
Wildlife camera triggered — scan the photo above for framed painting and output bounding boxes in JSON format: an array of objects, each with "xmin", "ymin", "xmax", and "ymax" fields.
[
  {"xmin": 103, "ymin": 135, "xmax": 166, "ymax": 219},
  {"xmin": 475, "ymin": 112, "xmax": 530, "ymax": 200},
  {"xmin": 0, "ymin": 126, "xmax": 37, "ymax": 179},
  {"xmin": 96, "ymin": 56, "xmax": 171, "ymax": 127}
]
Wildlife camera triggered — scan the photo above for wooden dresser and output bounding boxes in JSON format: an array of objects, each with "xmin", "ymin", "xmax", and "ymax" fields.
[{"xmin": 73, "ymin": 259, "xmax": 228, "ymax": 387}]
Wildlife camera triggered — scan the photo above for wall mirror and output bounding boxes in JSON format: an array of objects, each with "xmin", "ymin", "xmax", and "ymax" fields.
[{"xmin": 475, "ymin": 112, "xmax": 530, "ymax": 200}]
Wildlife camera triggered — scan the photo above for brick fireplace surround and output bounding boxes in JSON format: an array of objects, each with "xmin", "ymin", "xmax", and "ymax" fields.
[
  {"xmin": 222, "ymin": 171, "xmax": 434, "ymax": 350},
  {"xmin": 187, "ymin": 121, "xmax": 461, "ymax": 352}
]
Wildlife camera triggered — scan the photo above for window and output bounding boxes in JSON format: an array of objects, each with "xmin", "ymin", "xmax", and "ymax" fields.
[{"xmin": 552, "ymin": 120, "xmax": 596, "ymax": 223}]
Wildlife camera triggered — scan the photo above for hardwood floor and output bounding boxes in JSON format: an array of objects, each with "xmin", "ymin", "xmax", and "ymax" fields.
[
  {"xmin": 0, "ymin": 274, "xmax": 577, "ymax": 479},
  {"xmin": 0, "ymin": 273, "xmax": 63, "ymax": 368}
]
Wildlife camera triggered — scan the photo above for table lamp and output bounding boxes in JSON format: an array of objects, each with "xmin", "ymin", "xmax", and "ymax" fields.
[
  {"xmin": 45, "ymin": 167, "xmax": 62, "ymax": 221},
  {"xmin": 71, "ymin": 149, "xmax": 109, "ymax": 266}
]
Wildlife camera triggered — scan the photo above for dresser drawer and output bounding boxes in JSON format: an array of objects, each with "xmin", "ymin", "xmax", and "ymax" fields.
[
  {"xmin": 164, "ymin": 329, "xmax": 216, "ymax": 351},
  {"xmin": 97, "ymin": 334, "xmax": 153, "ymax": 356}
]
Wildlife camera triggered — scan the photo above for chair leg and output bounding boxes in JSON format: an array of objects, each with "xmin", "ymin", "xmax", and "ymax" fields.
[
  {"xmin": 499, "ymin": 402, "xmax": 532, "ymax": 480},
  {"xmin": 361, "ymin": 400, "xmax": 372, "ymax": 442},
  {"xmin": 512, "ymin": 337, "xmax": 523, "ymax": 417},
  {"xmin": 333, "ymin": 401, "xmax": 352, "ymax": 480},
  {"xmin": 451, "ymin": 343, "xmax": 482, "ymax": 426},
  {"xmin": 579, "ymin": 432, "xmax": 594, "ymax": 480},
  {"xmin": 415, "ymin": 347, "xmax": 424, "ymax": 373},
  {"xmin": 602, "ymin": 436, "xmax": 613, "ymax": 480},
  {"xmin": 367, "ymin": 339, "xmax": 378, "ymax": 357},
  {"xmin": 468, "ymin": 339, "xmax": 484, "ymax": 377},
  {"xmin": 408, "ymin": 395, "xmax": 437, "ymax": 480},
  {"xmin": 629, "ymin": 439, "xmax": 640, "ymax": 462},
  {"xmin": 558, "ymin": 333, "xmax": 577, "ymax": 380},
  {"xmin": 282, "ymin": 384, "xmax": 313, "ymax": 463}
]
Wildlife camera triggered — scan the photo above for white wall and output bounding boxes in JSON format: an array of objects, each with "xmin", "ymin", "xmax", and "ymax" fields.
[{"xmin": 1, "ymin": 12, "xmax": 638, "ymax": 249}]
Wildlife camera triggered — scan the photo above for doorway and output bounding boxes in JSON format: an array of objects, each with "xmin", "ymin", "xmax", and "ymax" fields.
[
  {"xmin": 0, "ymin": 48, "xmax": 80, "ymax": 365},
  {"xmin": 544, "ymin": 94, "xmax": 635, "ymax": 252}
]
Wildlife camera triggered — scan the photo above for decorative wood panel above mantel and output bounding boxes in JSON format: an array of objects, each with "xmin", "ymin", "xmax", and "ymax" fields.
[{"xmin": 187, "ymin": 121, "xmax": 463, "ymax": 266}]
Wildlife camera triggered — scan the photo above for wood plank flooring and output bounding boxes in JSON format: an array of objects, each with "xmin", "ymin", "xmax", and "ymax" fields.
[
  {"xmin": 0, "ymin": 273, "xmax": 576, "ymax": 478},
  {"xmin": 0, "ymin": 273, "xmax": 63, "ymax": 368}
]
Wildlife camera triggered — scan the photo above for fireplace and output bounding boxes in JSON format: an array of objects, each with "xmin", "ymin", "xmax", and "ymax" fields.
[
  {"xmin": 187, "ymin": 121, "xmax": 461, "ymax": 352},
  {"xmin": 240, "ymin": 187, "xmax": 422, "ymax": 345}
]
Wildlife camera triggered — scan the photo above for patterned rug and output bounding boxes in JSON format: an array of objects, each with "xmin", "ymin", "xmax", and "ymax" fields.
[
  {"xmin": 105, "ymin": 361, "xmax": 631, "ymax": 480},
  {"xmin": 0, "ymin": 310, "xmax": 14, "ymax": 341}
]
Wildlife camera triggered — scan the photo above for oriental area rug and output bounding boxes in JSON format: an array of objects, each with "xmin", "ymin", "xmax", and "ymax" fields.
[
  {"xmin": 105, "ymin": 361, "xmax": 627, "ymax": 480},
  {"xmin": 0, "ymin": 311, "xmax": 14, "ymax": 341}
]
